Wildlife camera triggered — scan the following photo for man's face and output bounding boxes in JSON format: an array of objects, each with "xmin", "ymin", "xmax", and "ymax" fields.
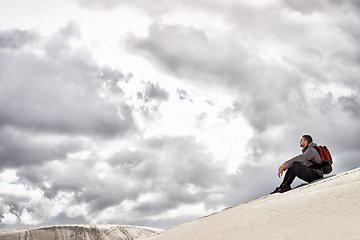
[{"xmin": 299, "ymin": 137, "xmax": 307, "ymax": 148}]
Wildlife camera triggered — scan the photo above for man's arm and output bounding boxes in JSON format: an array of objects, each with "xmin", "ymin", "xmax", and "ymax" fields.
[
  {"xmin": 278, "ymin": 146, "xmax": 319, "ymax": 178},
  {"xmin": 283, "ymin": 148, "xmax": 316, "ymax": 171},
  {"xmin": 278, "ymin": 162, "xmax": 286, "ymax": 178}
]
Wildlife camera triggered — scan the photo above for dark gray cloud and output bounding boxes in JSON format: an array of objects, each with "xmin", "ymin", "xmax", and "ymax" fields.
[
  {"xmin": 0, "ymin": 29, "xmax": 37, "ymax": 49},
  {"xmin": 128, "ymin": 24, "xmax": 224, "ymax": 82},
  {"xmin": 339, "ymin": 94, "xmax": 360, "ymax": 118},
  {"xmin": 135, "ymin": 81, "xmax": 170, "ymax": 123},
  {"xmin": 0, "ymin": 128, "xmax": 86, "ymax": 169},
  {"xmin": 139, "ymin": 82, "xmax": 169, "ymax": 102},
  {"xmin": 280, "ymin": 0, "xmax": 360, "ymax": 15}
]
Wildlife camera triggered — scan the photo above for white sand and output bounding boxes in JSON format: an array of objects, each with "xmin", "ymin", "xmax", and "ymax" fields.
[
  {"xmin": 146, "ymin": 167, "xmax": 360, "ymax": 240},
  {"xmin": 0, "ymin": 224, "xmax": 162, "ymax": 240}
]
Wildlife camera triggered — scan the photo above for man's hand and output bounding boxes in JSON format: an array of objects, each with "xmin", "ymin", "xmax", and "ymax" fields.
[{"xmin": 278, "ymin": 162, "xmax": 286, "ymax": 178}]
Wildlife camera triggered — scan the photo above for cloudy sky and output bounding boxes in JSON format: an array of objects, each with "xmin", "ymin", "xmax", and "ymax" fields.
[{"xmin": 1, "ymin": 0, "xmax": 360, "ymax": 230}]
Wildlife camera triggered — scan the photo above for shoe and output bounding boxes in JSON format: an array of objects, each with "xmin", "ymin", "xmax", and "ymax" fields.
[
  {"xmin": 278, "ymin": 184, "xmax": 291, "ymax": 193},
  {"xmin": 270, "ymin": 187, "xmax": 280, "ymax": 194},
  {"xmin": 270, "ymin": 184, "xmax": 291, "ymax": 194}
]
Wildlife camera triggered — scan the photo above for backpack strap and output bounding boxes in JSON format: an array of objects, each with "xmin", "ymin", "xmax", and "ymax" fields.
[{"xmin": 309, "ymin": 146, "xmax": 322, "ymax": 170}]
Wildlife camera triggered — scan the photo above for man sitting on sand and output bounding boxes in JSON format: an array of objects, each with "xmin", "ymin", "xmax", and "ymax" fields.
[{"xmin": 271, "ymin": 134, "xmax": 323, "ymax": 194}]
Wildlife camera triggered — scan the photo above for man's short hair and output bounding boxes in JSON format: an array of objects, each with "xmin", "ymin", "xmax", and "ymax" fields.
[{"xmin": 302, "ymin": 134, "xmax": 313, "ymax": 143}]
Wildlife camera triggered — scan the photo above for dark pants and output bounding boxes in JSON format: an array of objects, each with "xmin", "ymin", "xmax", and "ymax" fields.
[{"xmin": 282, "ymin": 162, "xmax": 322, "ymax": 187}]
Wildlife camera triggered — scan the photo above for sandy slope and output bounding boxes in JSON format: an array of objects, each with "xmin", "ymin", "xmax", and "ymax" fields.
[
  {"xmin": 0, "ymin": 224, "xmax": 161, "ymax": 240},
  {"xmin": 146, "ymin": 167, "xmax": 360, "ymax": 240}
]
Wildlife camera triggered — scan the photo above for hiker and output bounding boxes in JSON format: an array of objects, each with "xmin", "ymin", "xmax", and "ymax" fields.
[{"xmin": 271, "ymin": 134, "xmax": 323, "ymax": 194}]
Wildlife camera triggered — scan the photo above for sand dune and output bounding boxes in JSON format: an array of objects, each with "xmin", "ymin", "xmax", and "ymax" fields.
[
  {"xmin": 0, "ymin": 224, "xmax": 161, "ymax": 240},
  {"xmin": 147, "ymin": 167, "xmax": 360, "ymax": 240}
]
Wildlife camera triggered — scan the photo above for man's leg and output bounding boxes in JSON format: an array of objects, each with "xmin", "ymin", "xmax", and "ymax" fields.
[{"xmin": 282, "ymin": 161, "xmax": 321, "ymax": 187}]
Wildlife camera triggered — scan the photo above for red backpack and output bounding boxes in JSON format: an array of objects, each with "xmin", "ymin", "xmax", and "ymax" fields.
[{"xmin": 314, "ymin": 145, "xmax": 333, "ymax": 174}]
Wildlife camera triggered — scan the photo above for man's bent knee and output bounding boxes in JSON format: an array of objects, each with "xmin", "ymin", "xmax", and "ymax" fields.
[
  {"xmin": 292, "ymin": 161, "xmax": 302, "ymax": 167},
  {"xmin": 291, "ymin": 161, "xmax": 302, "ymax": 170},
  {"xmin": 289, "ymin": 161, "xmax": 303, "ymax": 175}
]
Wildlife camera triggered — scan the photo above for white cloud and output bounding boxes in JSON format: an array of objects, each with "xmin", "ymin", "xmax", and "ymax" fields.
[
  {"xmin": 19, "ymin": 209, "xmax": 39, "ymax": 225},
  {"xmin": 1, "ymin": 212, "xmax": 18, "ymax": 225},
  {"xmin": 0, "ymin": 170, "xmax": 18, "ymax": 184}
]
